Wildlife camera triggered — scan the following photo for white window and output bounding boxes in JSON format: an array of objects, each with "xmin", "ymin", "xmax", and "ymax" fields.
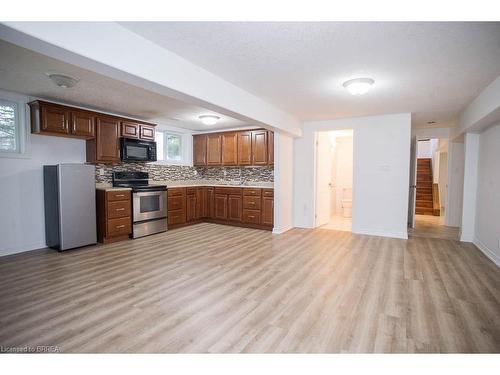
[
  {"xmin": 155, "ymin": 130, "xmax": 187, "ymax": 164},
  {"xmin": 0, "ymin": 99, "xmax": 20, "ymax": 153}
]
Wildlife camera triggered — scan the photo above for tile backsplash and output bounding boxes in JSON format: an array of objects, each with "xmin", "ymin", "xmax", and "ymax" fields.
[{"xmin": 94, "ymin": 162, "xmax": 274, "ymax": 184}]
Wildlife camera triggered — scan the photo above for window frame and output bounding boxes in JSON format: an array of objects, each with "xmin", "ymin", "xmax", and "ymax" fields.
[
  {"xmin": 153, "ymin": 129, "xmax": 190, "ymax": 166},
  {"xmin": 0, "ymin": 90, "xmax": 29, "ymax": 159}
]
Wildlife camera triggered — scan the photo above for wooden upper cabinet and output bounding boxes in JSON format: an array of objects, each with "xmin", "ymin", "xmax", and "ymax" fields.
[
  {"xmin": 140, "ymin": 124, "xmax": 155, "ymax": 141},
  {"xmin": 70, "ymin": 110, "xmax": 95, "ymax": 139},
  {"xmin": 193, "ymin": 135, "xmax": 207, "ymax": 166},
  {"xmin": 267, "ymin": 131, "xmax": 274, "ymax": 165},
  {"xmin": 121, "ymin": 121, "xmax": 139, "ymax": 139},
  {"xmin": 221, "ymin": 132, "xmax": 238, "ymax": 166},
  {"xmin": 252, "ymin": 130, "xmax": 268, "ymax": 165},
  {"xmin": 207, "ymin": 134, "xmax": 222, "ymax": 165},
  {"xmin": 237, "ymin": 131, "xmax": 252, "ymax": 165},
  {"xmin": 37, "ymin": 102, "xmax": 70, "ymax": 135},
  {"xmin": 92, "ymin": 116, "xmax": 121, "ymax": 163}
]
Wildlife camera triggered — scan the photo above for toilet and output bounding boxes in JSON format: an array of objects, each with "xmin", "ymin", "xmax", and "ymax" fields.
[
  {"xmin": 341, "ymin": 199, "xmax": 352, "ymax": 218},
  {"xmin": 341, "ymin": 188, "xmax": 352, "ymax": 218}
]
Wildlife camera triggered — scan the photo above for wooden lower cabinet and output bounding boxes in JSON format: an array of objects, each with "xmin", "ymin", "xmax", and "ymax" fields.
[
  {"xmin": 96, "ymin": 189, "xmax": 132, "ymax": 243},
  {"xmin": 165, "ymin": 186, "xmax": 273, "ymax": 231}
]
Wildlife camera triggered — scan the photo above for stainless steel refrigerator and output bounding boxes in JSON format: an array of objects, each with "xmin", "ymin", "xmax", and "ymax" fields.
[{"xmin": 43, "ymin": 164, "xmax": 96, "ymax": 251}]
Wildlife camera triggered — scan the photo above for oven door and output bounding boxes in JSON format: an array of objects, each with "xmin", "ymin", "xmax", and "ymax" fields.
[{"xmin": 133, "ymin": 191, "xmax": 167, "ymax": 222}]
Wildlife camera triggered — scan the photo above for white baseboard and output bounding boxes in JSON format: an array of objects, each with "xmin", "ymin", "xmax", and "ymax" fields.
[
  {"xmin": 272, "ymin": 226, "xmax": 294, "ymax": 235},
  {"xmin": 353, "ymin": 228, "xmax": 408, "ymax": 240},
  {"xmin": 473, "ymin": 237, "xmax": 500, "ymax": 267}
]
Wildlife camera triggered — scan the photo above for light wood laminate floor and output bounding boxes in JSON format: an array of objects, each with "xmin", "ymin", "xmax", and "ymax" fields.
[{"xmin": 0, "ymin": 223, "xmax": 499, "ymax": 353}]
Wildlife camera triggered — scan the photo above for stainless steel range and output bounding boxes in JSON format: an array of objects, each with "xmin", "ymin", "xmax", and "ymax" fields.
[{"xmin": 112, "ymin": 171, "xmax": 167, "ymax": 238}]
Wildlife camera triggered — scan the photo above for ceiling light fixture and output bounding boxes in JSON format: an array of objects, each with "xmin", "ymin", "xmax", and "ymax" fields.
[
  {"xmin": 46, "ymin": 73, "xmax": 79, "ymax": 88},
  {"xmin": 199, "ymin": 115, "xmax": 220, "ymax": 125},
  {"xmin": 342, "ymin": 77, "xmax": 375, "ymax": 95}
]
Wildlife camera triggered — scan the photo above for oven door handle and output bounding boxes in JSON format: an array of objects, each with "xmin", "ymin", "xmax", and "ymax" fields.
[{"xmin": 133, "ymin": 191, "xmax": 165, "ymax": 197}]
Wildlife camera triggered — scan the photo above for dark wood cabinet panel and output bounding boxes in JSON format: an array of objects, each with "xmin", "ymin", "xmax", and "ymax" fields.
[
  {"xmin": 222, "ymin": 132, "xmax": 238, "ymax": 165},
  {"xmin": 207, "ymin": 134, "xmax": 222, "ymax": 165},
  {"xmin": 207, "ymin": 187, "xmax": 215, "ymax": 219},
  {"xmin": 168, "ymin": 209, "xmax": 186, "ymax": 226},
  {"xmin": 121, "ymin": 121, "xmax": 139, "ymax": 139},
  {"xmin": 243, "ymin": 209, "xmax": 261, "ymax": 225},
  {"xmin": 268, "ymin": 131, "xmax": 274, "ymax": 165},
  {"xmin": 237, "ymin": 131, "xmax": 252, "ymax": 165},
  {"xmin": 93, "ymin": 116, "xmax": 121, "ymax": 163},
  {"xmin": 214, "ymin": 194, "xmax": 228, "ymax": 220},
  {"xmin": 70, "ymin": 110, "xmax": 95, "ymax": 138},
  {"xmin": 186, "ymin": 194, "xmax": 197, "ymax": 222},
  {"xmin": 252, "ymin": 130, "xmax": 268, "ymax": 165},
  {"xmin": 196, "ymin": 188, "xmax": 205, "ymax": 219},
  {"xmin": 140, "ymin": 124, "xmax": 155, "ymax": 141},
  {"xmin": 262, "ymin": 195, "xmax": 274, "ymax": 227},
  {"xmin": 96, "ymin": 189, "xmax": 132, "ymax": 244},
  {"xmin": 193, "ymin": 135, "xmax": 207, "ymax": 166},
  {"xmin": 243, "ymin": 195, "xmax": 261, "ymax": 210},
  {"xmin": 228, "ymin": 194, "xmax": 242, "ymax": 222},
  {"xmin": 40, "ymin": 103, "xmax": 70, "ymax": 135}
]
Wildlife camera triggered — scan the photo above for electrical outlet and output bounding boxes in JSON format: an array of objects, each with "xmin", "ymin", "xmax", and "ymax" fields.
[{"xmin": 99, "ymin": 168, "xmax": 105, "ymax": 176}]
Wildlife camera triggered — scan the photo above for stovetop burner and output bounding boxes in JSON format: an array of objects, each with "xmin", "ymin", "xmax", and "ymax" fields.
[{"xmin": 112, "ymin": 171, "xmax": 166, "ymax": 192}]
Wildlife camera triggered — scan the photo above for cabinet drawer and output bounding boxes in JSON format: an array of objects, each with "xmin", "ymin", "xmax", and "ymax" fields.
[
  {"xmin": 214, "ymin": 187, "xmax": 242, "ymax": 195},
  {"xmin": 243, "ymin": 209, "xmax": 261, "ymax": 224},
  {"xmin": 107, "ymin": 200, "xmax": 131, "ymax": 219},
  {"xmin": 243, "ymin": 188, "xmax": 261, "ymax": 197},
  {"xmin": 262, "ymin": 189, "xmax": 274, "ymax": 197},
  {"xmin": 243, "ymin": 195, "xmax": 261, "ymax": 210},
  {"xmin": 168, "ymin": 209, "xmax": 186, "ymax": 225},
  {"xmin": 168, "ymin": 188, "xmax": 186, "ymax": 197},
  {"xmin": 107, "ymin": 217, "xmax": 131, "ymax": 237},
  {"xmin": 107, "ymin": 190, "xmax": 130, "ymax": 202},
  {"xmin": 168, "ymin": 195, "xmax": 186, "ymax": 211},
  {"xmin": 186, "ymin": 187, "xmax": 197, "ymax": 195}
]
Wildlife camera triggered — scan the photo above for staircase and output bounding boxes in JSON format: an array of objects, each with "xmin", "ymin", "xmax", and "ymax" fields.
[{"xmin": 416, "ymin": 158, "xmax": 434, "ymax": 215}]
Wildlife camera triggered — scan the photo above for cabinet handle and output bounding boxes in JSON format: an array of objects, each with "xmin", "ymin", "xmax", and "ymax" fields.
[
  {"xmin": 116, "ymin": 225, "xmax": 125, "ymax": 229},
  {"xmin": 116, "ymin": 208, "xmax": 125, "ymax": 211},
  {"xmin": 248, "ymin": 215, "xmax": 255, "ymax": 218},
  {"xmin": 115, "ymin": 194, "xmax": 125, "ymax": 197}
]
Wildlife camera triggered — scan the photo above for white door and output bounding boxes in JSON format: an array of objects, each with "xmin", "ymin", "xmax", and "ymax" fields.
[
  {"xmin": 315, "ymin": 132, "xmax": 332, "ymax": 227},
  {"xmin": 407, "ymin": 136, "xmax": 417, "ymax": 228}
]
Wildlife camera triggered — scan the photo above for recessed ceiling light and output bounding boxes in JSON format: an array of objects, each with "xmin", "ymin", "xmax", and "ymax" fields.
[
  {"xmin": 199, "ymin": 115, "xmax": 220, "ymax": 125},
  {"xmin": 342, "ymin": 77, "xmax": 375, "ymax": 95},
  {"xmin": 46, "ymin": 73, "xmax": 79, "ymax": 88}
]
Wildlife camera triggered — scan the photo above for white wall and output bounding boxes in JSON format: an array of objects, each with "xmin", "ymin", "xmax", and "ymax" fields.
[
  {"xmin": 445, "ymin": 141, "xmax": 465, "ymax": 227},
  {"xmin": 295, "ymin": 113, "xmax": 411, "ymax": 239},
  {"xmin": 331, "ymin": 136, "xmax": 353, "ymax": 214},
  {"xmin": 460, "ymin": 133, "xmax": 480, "ymax": 242},
  {"xmin": 473, "ymin": 122, "xmax": 500, "ymax": 266},
  {"xmin": 0, "ymin": 135, "xmax": 86, "ymax": 256},
  {"xmin": 273, "ymin": 132, "xmax": 294, "ymax": 234}
]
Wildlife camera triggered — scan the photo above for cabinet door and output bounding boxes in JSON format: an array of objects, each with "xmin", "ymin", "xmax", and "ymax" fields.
[
  {"xmin": 207, "ymin": 134, "xmax": 222, "ymax": 165},
  {"xmin": 214, "ymin": 194, "xmax": 228, "ymax": 220},
  {"xmin": 41, "ymin": 103, "xmax": 70, "ymax": 134},
  {"xmin": 96, "ymin": 116, "xmax": 121, "ymax": 162},
  {"xmin": 186, "ymin": 194, "xmax": 197, "ymax": 222},
  {"xmin": 228, "ymin": 194, "xmax": 242, "ymax": 222},
  {"xmin": 193, "ymin": 135, "xmax": 207, "ymax": 166},
  {"xmin": 221, "ymin": 132, "xmax": 238, "ymax": 165},
  {"xmin": 268, "ymin": 131, "xmax": 274, "ymax": 165},
  {"xmin": 195, "ymin": 188, "xmax": 205, "ymax": 219},
  {"xmin": 207, "ymin": 188, "xmax": 215, "ymax": 218},
  {"xmin": 121, "ymin": 121, "xmax": 139, "ymax": 139},
  {"xmin": 261, "ymin": 196, "xmax": 274, "ymax": 226},
  {"xmin": 237, "ymin": 131, "xmax": 252, "ymax": 165},
  {"xmin": 140, "ymin": 124, "xmax": 155, "ymax": 140},
  {"xmin": 252, "ymin": 130, "xmax": 268, "ymax": 165},
  {"xmin": 70, "ymin": 110, "xmax": 95, "ymax": 138}
]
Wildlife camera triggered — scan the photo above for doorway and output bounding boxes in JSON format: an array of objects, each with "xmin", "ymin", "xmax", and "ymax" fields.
[{"xmin": 315, "ymin": 130, "xmax": 354, "ymax": 232}]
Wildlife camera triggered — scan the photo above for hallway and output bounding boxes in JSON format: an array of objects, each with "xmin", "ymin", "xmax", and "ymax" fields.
[{"xmin": 409, "ymin": 215, "xmax": 459, "ymax": 241}]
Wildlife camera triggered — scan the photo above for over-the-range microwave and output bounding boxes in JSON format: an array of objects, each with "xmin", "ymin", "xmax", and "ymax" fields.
[{"xmin": 120, "ymin": 138, "xmax": 157, "ymax": 162}]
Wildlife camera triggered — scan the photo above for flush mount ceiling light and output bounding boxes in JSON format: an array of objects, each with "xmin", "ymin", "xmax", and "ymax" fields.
[
  {"xmin": 342, "ymin": 77, "xmax": 375, "ymax": 95},
  {"xmin": 199, "ymin": 115, "xmax": 220, "ymax": 125},
  {"xmin": 46, "ymin": 73, "xmax": 79, "ymax": 88}
]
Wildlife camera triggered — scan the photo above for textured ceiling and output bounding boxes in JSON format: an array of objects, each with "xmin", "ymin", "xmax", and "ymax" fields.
[
  {"xmin": 0, "ymin": 40, "xmax": 247, "ymax": 131},
  {"xmin": 120, "ymin": 22, "xmax": 500, "ymax": 129}
]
